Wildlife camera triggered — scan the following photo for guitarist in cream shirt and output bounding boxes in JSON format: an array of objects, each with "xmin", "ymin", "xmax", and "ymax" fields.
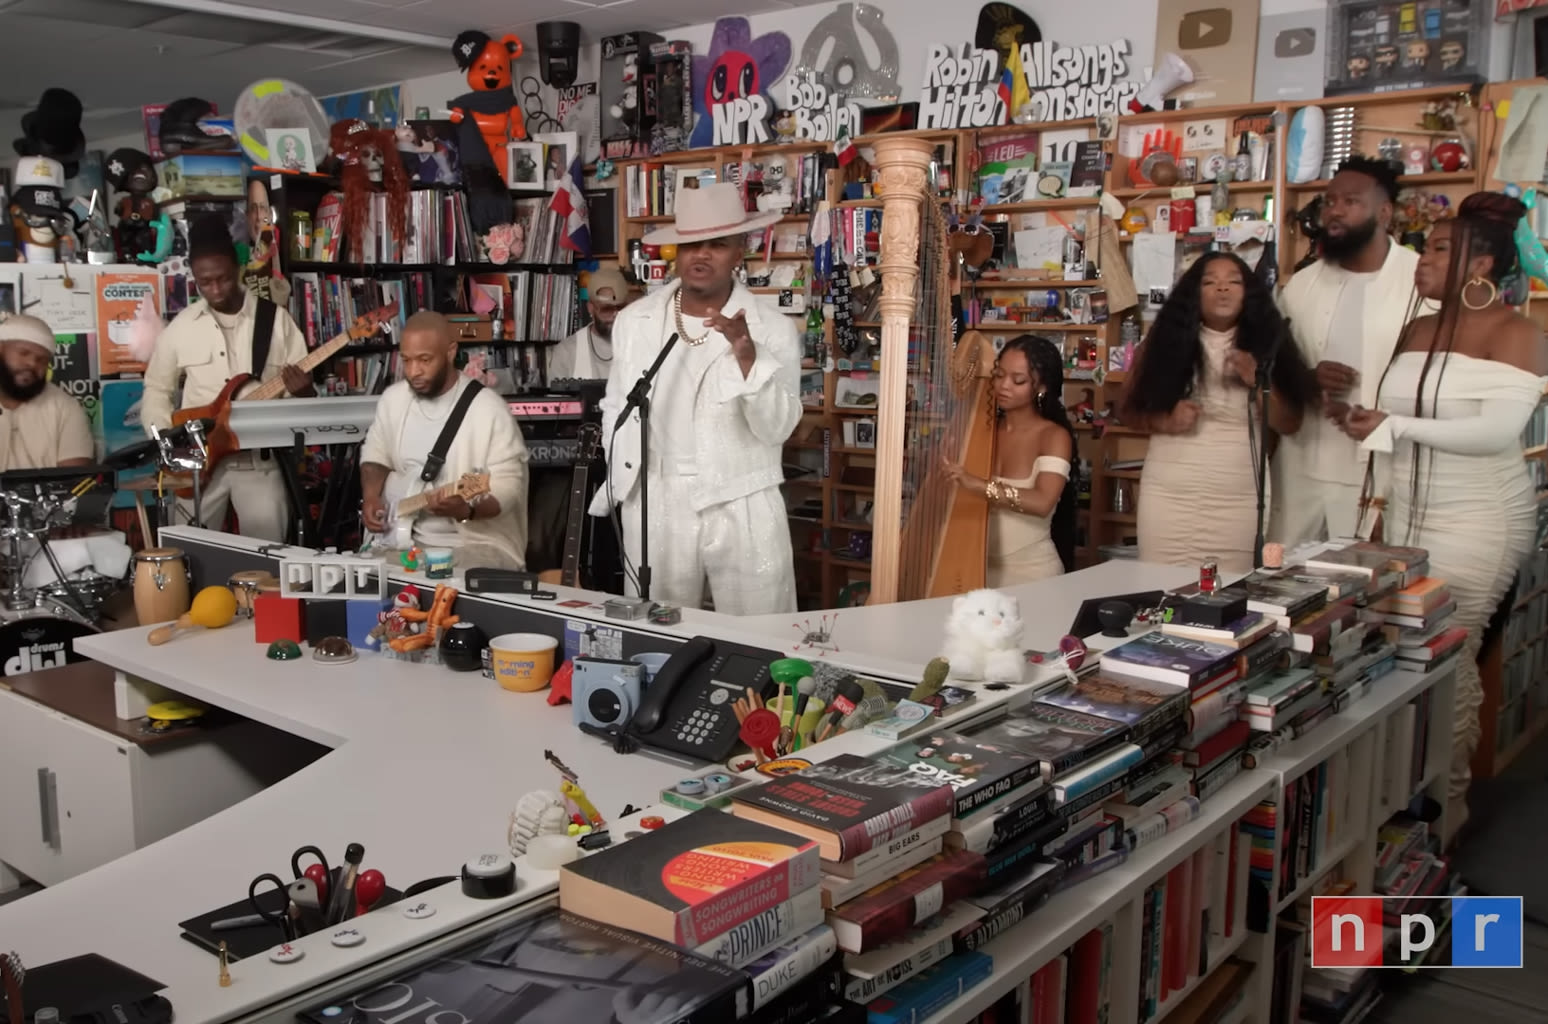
[
  {"xmin": 143, "ymin": 217, "xmax": 313, "ymax": 541},
  {"xmin": 1272, "ymin": 158, "xmax": 1421, "ymax": 547},
  {"xmin": 361, "ymin": 311, "xmax": 529, "ymax": 569}
]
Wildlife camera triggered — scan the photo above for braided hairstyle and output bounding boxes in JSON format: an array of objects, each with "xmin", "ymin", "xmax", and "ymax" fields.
[
  {"xmin": 1362, "ymin": 191, "xmax": 1527, "ymax": 541},
  {"xmin": 997, "ymin": 334, "xmax": 1080, "ymax": 572}
]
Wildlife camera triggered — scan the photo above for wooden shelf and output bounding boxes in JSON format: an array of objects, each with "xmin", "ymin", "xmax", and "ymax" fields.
[
  {"xmin": 1285, "ymin": 170, "xmax": 1474, "ymax": 192},
  {"xmin": 972, "ymin": 322, "xmax": 1105, "ymax": 332},
  {"xmin": 971, "ymin": 278, "xmax": 1104, "ymax": 289},
  {"xmin": 1108, "ymin": 181, "xmax": 1273, "ymax": 199},
  {"xmin": 981, "ymin": 197, "xmax": 1103, "ymax": 214}
]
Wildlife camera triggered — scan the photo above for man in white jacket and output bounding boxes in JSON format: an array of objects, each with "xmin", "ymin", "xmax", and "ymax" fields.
[
  {"xmin": 361, "ymin": 311, "xmax": 529, "ymax": 569},
  {"xmin": 1273, "ymin": 157, "xmax": 1420, "ymax": 546},
  {"xmin": 589, "ymin": 183, "xmax": 801, "ymax": 614}
]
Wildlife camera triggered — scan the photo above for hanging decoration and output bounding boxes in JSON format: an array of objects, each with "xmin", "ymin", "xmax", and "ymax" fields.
[
  {"xmin": 919, "ymin": 43, "xmax": 1007, "ymax": 131},
  {"xmin": 1018, "ymin": 38, "xmax": 1141, "ymax": 123},
  {"xmin": 774, "ymin": 70, "xmax": 863, "ymax": 143},
  {"xmin": 797, "ymin": 3, "xmax": 901, "ymax": 103},
  {"xmin": 691, "ymin": 17, "xmax": 793, "ymax": 148}
]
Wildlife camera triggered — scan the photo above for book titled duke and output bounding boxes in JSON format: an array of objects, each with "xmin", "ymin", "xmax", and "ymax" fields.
[
  {"xmin": 559, "ymin": 809, "xmax": 820, "ymax": 947},
  {"xmin": 731, "ymin": 754, "xmax": 955, "ymax": 862},
  {"xmin": 872, "ymin": 732, "xmax": 1044, "ymax": 819},
  {"xmin": 1102, "ymin": 631, "xmax": 1236, "ymax": 687}
]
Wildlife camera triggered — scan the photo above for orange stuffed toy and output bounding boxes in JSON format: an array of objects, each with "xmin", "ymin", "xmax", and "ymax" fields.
[{"xmin": 449, "ymin": 30, "xmax": 525, "ymax": 183}]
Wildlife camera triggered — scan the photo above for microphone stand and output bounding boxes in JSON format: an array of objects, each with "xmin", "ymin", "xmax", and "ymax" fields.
[
  {"xmin": 1251, "ymin": 321, "xmax": 1286, "ymax": 570},
  {"xmin": 614, "ymin": 332, "xmax": 680, "ymax": 604}
]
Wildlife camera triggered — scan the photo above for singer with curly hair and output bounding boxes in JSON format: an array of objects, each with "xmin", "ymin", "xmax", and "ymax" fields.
[
  {"xmin": 1122, "ymin": 252, "xmax": 1318, "ymax": 572},
  {"xmin": 941, "ymin": 335, "xmax": 1079, "ymax": 584},
  {"xmin": 1340, "ymin": 192, "xmax": 1548, "ymax": 828}
]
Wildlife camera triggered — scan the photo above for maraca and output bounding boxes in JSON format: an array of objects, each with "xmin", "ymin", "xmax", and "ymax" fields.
[
  {"xmin": 355, "ymin": 869, "xmax": 387, "ymax": 917},
  {"xmin": 148, "ymin": 586, "xmax": 237, "ymax": 645},
  {"xmin": 304, "ymin": 862, "xmax": 329, "ymax": 906}
]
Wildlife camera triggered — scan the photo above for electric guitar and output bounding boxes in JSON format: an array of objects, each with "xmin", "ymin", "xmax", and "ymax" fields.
[
  {"xmin": 539, "ymin": 422, "xmax": 602, "ymax": 588},
  {"xmin": 171, "ymin": 302, "xmax": 400, "ymax": 496},
  {"xmin": 372, "ymin": 470, "xmax": 491, "ymax": 550},
  {"xmin": 3, "ymin": 952, "xmax": 22, "ymax": 1024}
]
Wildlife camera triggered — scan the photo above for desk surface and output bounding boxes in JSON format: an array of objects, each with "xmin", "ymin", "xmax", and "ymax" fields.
[{"xmin": 0, "ymin": 532, "xmax": 1194, "ymax": 1023}]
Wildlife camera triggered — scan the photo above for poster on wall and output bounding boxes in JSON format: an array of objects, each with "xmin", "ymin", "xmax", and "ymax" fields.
[
  {"xmin": 692, "ymin": 17, "xmax": 793, "ymax": 147},
  {"xmin": 100, "ymin": 379, "xmax": 150, "ymax": 507},
  {"xmin": 1154, "ymin": 0, "xmax": 1260, "ymax": 106},
  {"xmin": 1255, "ymin": 10, "xmax": 1326, "ymax": 101},
  {"xmin": 0, "ymin": 268, "xmax": 20, "ymax": 314},
  {"xmin": 1019, "ymin": 39, "xmax": 1142, "ymax": 122},
  {"xmin": 556, "ymin": 83, "xmax": 602, "ymax": 164},
  {"xmin": 50, "ymin": 332, "xmax": 100, "ymax": 439},
  {"xmin": 95, "ymin": 271, "xmax": 161, "ymax": 378}
]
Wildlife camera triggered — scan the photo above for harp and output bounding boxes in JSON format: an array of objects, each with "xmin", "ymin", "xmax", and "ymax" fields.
[{"xmin": 868, "ymin": 137, "xmax": 999, "ymax": 604}]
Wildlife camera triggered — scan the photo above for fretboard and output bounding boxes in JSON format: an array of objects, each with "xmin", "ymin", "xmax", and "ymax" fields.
[{"xmin": 244, "ymin": 328, "xmax": 359, "ymax": 402}]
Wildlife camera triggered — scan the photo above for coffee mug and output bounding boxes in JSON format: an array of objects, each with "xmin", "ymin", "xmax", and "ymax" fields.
[
  {"xmin": 631, "ymin": 651, "xmax": 672, "ymax": 684},
  {"xmin": 487, "ymin": 633, "xmax": 559, "ymax": 693}
]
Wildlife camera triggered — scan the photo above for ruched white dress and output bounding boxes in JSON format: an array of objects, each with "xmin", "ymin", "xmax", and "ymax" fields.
[
  {"xmin": 1366, "ymin": 352, "xmax": 1545, "ymax": 821},
  {"xmin": 986, "ymin": 456, "xmax": 1071, "ymax": 586}
]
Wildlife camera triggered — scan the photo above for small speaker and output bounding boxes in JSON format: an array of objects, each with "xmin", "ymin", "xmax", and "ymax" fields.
[
  {"xmin": 571, "ymin": 657, "xmax": 643, "ymax": 729},
  {"xmin": 538, "ymin": 21, "xmax": 582, "ymax": 88}
]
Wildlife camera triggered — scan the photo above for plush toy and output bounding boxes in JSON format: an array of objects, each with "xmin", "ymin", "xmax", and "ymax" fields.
[
  {"xmin": 105, "ymin": 148, "xmax": 172, "ymax": 264},
  {"xmin": 608, "ymin": 53, "xmax": 640, "ymax": 130},
  {"xmin": 329, "ymin": 119, "xmax": 408, "ymax": 263},
  {"xmin": 9, "ymin": 155, "xmax": 71, "ymax": 263},
  {"xmin": 448, "ymin": 30, "xmax": 525, "ymax": 232},
  {"xmin": 940, "ymin": 589, "xmax": 1026, "ymax": 684}
]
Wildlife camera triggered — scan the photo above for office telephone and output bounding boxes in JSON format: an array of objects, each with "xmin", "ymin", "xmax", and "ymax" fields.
[{"xmin": 625, "ymin": 635, "xmax": 779, "ymax": 762}]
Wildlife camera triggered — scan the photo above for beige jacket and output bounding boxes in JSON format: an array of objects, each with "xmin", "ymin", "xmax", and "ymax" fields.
[
  {"xmin": 142, "ymin": 291, "xmax": 309, "ymax": 432},
  {"xmin": 362, "ymin": 378, "xmax": 531, "ymax": 570}
]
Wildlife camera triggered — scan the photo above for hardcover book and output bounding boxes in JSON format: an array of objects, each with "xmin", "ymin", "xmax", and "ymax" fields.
[
  {"xmin": 731, "ymin": 754, "xmax": 955, "ymax": 863},
  {"xmin": 1240, "ymin": 573, "xmax": 1330, "ymax": 618},
  {"xmin": 966, "ymin": 703, "xmax": 1127, "ymax": 777},
  {"xmin": 297, "ymin": 906, "xmax": 750, "ymax": 1024},
  {"xmin": 872, "ymin": 732, "xmax": 1045, "ymax": 820},
  {"xmin": 1101, "ymin": 631, "xmax": 1237, "ymax": 686},
  {"xmin": 559, "ymin": 809, "xmax": 821, "ymax": 947},
  {"xmin": 825, "ymin": 848, "xmax": 988, "ymax": 952},
  {"xmin": 1034, "ymin": 673, "xmax": 1190, "ymax": 730}
]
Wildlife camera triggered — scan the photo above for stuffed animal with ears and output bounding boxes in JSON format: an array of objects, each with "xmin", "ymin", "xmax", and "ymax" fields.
[
  {"xmin": 329, "ymin": 119, "xmax": 409, "ymax": 263},
  {"xmin": 448, "ymin": 30, "xmax": 525, "ymax": 232}
]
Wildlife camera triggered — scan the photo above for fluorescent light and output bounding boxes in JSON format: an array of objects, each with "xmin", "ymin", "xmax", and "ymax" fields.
[{"xmin": 118, "ymin": 0, "xmax": 450, "ymax": 48}]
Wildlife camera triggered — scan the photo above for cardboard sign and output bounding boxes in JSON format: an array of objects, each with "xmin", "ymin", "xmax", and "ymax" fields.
[
  {"xmin": 1020, "ymin": 39, "xmax": 1142, "ymax": 122},
  {"xmin": 919, "ymin": 42, "xmax": 1006, "ymax": 130},
  {"xmin": 776, "ymin": 70, "xmax": 862, "ymax": 142}
]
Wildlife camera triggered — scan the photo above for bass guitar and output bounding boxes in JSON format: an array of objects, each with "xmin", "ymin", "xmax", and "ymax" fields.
[
  {"xmin": 371, "ymin": 470, "xmax": 491, "ymax": 551},
  {"xmin": 538, "ymin": 422, "xmax": 602, "ymax": 588},
  {"xmin": 3, "ymin": 951, "xmax": 22, "ymax": 1024},
  {"xmin": 171, "ymin": 303, "xmax": 399, "ymax": 495}
]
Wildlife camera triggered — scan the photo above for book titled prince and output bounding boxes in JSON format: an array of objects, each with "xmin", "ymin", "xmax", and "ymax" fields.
[
  {"xmin": 1100, "ymin": 630, "xmax": 1237, "ymax": 687},
  {"xmin": 559, "ymin": 809, "xmax": 820, "ymax": 947}
]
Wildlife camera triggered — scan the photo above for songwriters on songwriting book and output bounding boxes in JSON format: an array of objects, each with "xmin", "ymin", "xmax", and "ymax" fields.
[{"xmin": 142, "ymin": 216, "xmax": 313, "ymax": 542}]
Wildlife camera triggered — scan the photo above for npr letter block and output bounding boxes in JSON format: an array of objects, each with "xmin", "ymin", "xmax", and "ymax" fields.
[{"xmin": 1311, "ymin": 896, "xmax": 1523, "ymax": 969}]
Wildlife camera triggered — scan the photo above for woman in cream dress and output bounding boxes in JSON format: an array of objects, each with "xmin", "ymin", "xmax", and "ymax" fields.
[
  {"xmin": 1123, "ymin": 253, "xmax": 1318, "ymax": 572},
  {"xmin": 1343, "ymin": 193, "xmax": 1548, "ymax": 830},
  {"xmin": 942, "ymin": 335, "xmax": 1078, "ymax": 584}
]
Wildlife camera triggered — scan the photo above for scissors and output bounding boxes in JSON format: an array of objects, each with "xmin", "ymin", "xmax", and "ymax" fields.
[
  {"xmin": 247, "ymin": 873, "xmax": 297, "ymax": 940},
  {"xmin": 245, "ymin": 847, "xmax": 333, "ymax": 939}
]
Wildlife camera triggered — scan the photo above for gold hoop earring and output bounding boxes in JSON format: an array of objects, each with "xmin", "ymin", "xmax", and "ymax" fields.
[{"xmin": 1463, "ymin": 276, "xmax": 1498, "ymax": 310}]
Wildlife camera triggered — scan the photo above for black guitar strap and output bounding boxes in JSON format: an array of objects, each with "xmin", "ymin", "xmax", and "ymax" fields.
[
  {"xmin": 421, "ymin": 379, "xmax": 483, "ymax": 483},
  {"xmin": 250, "ymin": 298, "xmax": 277, "ymax": 379}
]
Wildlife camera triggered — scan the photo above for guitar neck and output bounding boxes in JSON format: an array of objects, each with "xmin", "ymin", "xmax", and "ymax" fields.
[
  {"xmin": 559, "ymin": 461, "xmax": 590, "ymax": 587},
  {"xmin": 245, "ymin": 327, "xmax": 361, "ymax": 402},
  {"xmin": 395, "ymin": 480, "xmax": 449, "ymax": 519}
]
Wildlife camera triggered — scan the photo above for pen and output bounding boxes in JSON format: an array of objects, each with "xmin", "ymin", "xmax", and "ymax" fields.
[{"xmin": 211, "ymin": 913, "xmax": 268, "ymax": 931}]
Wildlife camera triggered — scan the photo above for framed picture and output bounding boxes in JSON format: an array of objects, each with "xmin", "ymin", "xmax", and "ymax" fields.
[
  {"xmin": 265, "ymin": 128, "xmax": 316, "ymax": 173},
  {"xmin": 533, "ymin": 131, "xmax": 578, "ymax": 188},
  {"xmin": 506, "ymin": 141, "xmax": 545, "ymax": 188}
]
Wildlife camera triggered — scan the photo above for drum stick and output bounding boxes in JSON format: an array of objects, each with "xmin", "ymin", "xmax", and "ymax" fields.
[{"xmin": 134, "ymin": 492, "xmax": 153, "ymax": 550}]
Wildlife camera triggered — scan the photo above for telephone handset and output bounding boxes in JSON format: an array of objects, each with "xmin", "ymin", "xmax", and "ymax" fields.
[{"xmin": 624, "ymin": 635, "xmax": 779, "ymax": 762}]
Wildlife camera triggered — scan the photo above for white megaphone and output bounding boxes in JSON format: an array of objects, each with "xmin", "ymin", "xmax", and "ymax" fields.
[{"xmin": 1128, "ymin": 52, "xmax": 1194, "ymax": 113}]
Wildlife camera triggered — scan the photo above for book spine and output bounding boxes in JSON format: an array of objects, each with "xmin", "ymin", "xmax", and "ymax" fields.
[
  {"xmin": 843, "ymin": 935, "xmax": 954, "ymax": 1002},
  {"xmin": 1059, "ymin": 775, "xmax": 1126, "ymax": 818},
  {"xmin": 952, "ymin": 760, "xmax": 1043, "ymax": 819},
  {"xmin": 746, "ymin": 962, "xmax": 844, "ymax": 1024},
  {"xmin": 828, "ymin": 855, "xmax": 987, "ymax": 953},
  {"xmin": 825, "ymin": 816, "xmax": 950, "ymax": 878},
  {"xmin": 954, "ymin": 875, "xmax": 1060, "ymax": 952},
  {"xmin": 677, "ymin": 843, "xmax": 822, "ymax": 947},
  {"xmin": 1054, "ymin": 744, "xmax": 1145, "ymax": 804},
  {"xmin": 867, "ymin": 952, "xmax": 994, "ymax": 1024},
  {"xmin": 694, "ymin": 886, "xmax": 825, "ymax": 968},
  {"xmin": 747, "ymin": 925, "xmax": 839, "ymax": 1011},
  {"xmin": 838, "ymin": 784, "xmax": 957, "ymax": 861}
]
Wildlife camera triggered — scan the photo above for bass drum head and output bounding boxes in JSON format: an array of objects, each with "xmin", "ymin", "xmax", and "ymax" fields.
[{"xmin": 0, "ymin": 614, "xmax": 98, "ymax": 678}]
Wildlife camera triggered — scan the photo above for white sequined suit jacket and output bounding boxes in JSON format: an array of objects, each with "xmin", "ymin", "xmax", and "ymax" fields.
[{"xmin": 588, "ymin": 279, "xmax": 803, "ymax": 516}]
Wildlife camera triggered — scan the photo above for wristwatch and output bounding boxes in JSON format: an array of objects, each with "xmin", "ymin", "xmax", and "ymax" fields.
[{"xmin": 456, "ymin": 501, "xmax": 475, "ymax": 524}]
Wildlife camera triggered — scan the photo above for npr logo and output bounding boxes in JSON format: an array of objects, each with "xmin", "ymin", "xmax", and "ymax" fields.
[{"xmin": 1311, "ymin": 896, "xmax": 1524, "ymax": 969}]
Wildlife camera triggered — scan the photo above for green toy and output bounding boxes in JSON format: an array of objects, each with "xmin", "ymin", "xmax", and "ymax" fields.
[{"xmin": 266, "ymin": 639, "xmax": 303, "ymax": 661}]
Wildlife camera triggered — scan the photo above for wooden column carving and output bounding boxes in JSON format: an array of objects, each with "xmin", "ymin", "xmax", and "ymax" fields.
[{"xmin": 867, "ymin": 136, "xmax": 934, "ymax": 605}]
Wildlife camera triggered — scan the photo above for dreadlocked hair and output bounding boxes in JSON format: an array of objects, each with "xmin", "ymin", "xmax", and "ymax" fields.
[
  {"xmin": 187, "ymin": 214, "xmax": 237, "ymax": 265},
  {"xmin": 997, "ymin": 334, "xmax": 1081, "ymax": 572},
  {"xmin": 1359, "ymin": 190, "xmax": 1528, "ymax": 543}
]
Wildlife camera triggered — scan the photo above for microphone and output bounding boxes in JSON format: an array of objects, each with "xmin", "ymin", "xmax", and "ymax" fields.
[{"xmin": 615, "ymin": 332, "xmax": 680, "ymax": 436}]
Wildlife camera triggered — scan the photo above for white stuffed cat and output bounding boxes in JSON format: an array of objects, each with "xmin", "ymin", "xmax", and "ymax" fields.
[{"xmin": 941, "ymin": 589, "xmax": 1026, "ymax": 684}]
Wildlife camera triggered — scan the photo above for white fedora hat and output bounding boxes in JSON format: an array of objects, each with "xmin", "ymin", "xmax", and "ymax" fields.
[{"xmin": 642, "ymin": 181, "xmax": 783, "ymax": 245}]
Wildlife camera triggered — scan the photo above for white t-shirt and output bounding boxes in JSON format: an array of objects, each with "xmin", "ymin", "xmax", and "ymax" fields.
[
  {"xmin": 1308, "ymin": 267, "xmax": 1377, "ymax": 486},
  {"xmin": 396, "ymin": 377, "xmax": 469, "ymax": 548},
  {"xmin": 649, "ymin": 314, "xmax": 724, "ymax": 470},
  {"xmin": 0, "ymin": 386, "xmax": 94, "ymax": 471}
]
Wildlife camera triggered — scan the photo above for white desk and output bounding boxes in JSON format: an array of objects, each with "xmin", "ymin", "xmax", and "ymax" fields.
[{"xmin": 0, "ymin": 528, "xmax": 1195, "ymax": 1023}]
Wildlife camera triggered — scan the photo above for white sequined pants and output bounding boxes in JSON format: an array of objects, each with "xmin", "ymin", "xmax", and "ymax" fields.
[{"xmin": 619, "ymin": 473, "xmax": 795, "ymax": 616}]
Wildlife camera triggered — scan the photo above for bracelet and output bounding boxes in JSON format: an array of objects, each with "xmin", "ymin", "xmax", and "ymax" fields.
[{"xmin": 984, "ymin": 478, "xmax": 1024, "ymax": 513}]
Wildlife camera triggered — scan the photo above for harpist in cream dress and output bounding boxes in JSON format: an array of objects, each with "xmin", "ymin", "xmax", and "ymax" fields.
[
  {"xmin": 1364, "ymin": 352, "xmax": 1546, "ymax": 817},
  {"xmin": 986, "ymin": 456, "xmax": 1071, "ymax": 586}
]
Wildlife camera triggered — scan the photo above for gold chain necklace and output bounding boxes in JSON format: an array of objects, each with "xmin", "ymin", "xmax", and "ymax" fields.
[{"xmin": 673, "ymin": 290, "xmax": 712, "ymax": 346}]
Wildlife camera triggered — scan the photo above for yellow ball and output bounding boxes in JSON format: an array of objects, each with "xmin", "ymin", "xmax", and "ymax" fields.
[
  {"xmin": 189, "ymin": 586, "xmax": 237, "ymax": 629},
  {"xmin": 659, "ymin": 244, "xmax": 678, "ymax": 260}
]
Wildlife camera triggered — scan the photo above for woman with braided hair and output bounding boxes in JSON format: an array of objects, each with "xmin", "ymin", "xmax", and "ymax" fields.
[{"xmin": 1342, "ymin": 192, "xmax": 1548, "ymax": 830}]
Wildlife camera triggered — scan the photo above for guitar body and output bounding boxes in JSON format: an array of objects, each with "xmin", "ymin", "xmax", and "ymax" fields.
[
  {"xmin": 368, "ymin": 471, "xmax": 491, "ymax": 553},
  {"xmin": 170, "ymin": 373, "xmax": 255, "ymax": 498}
]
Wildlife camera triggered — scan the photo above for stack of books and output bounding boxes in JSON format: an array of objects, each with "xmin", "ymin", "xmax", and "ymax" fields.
[
  {"xmin": 727, "ymin": 751, "xmax": 1001, "ymax": 1019},
  {"xmin": 1368, "ymin": 575, "xmax": 1466, "ymax": 676},
  {"xmin": 557, "ymin": 809, "xmax": 848, "ymax": 1023}
]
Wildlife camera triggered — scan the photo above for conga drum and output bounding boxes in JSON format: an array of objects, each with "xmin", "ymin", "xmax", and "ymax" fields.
[
  {"xmin": 228, "ymin": 570, "xmax": 275, "ymax": 618},
  {"xmin": 132, "ymin": 548, "xmax": 191, "ymax": 625}
]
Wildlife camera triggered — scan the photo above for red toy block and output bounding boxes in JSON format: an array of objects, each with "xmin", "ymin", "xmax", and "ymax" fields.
[{"xmin": 255, "ymin": 593, "xmax": 305, "ymax": 645}]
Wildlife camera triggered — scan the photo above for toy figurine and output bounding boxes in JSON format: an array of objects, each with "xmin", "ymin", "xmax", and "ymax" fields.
[
  {"xmin": 329, "ymin": 119, "xmax": 408, "ymax": 263},
  {"xmin": 9, "ymin": 155, "xmax": 71, "ymax": 263},
  {"xmin": 609, "ymin": 53, "xmax": 641, "ymax": 133},
  {"xmin": 448, "ymin": 29, "xmax": 525, "ymax": 231},
  {"xmin": 105, "ymin": 148, "xmax": 172, "ymax": 264}
]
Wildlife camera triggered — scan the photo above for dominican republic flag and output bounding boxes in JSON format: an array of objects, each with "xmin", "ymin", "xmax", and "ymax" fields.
[{"xmin": 548, "ymin": 154, "xmax": 591, "ymax": 256}]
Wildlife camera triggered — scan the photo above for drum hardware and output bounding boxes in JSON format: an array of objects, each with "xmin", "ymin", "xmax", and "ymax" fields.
[
  {"xmin": 0, "ymin": 484, "xmax": 99, "ymax": 622},
  {"xmin": 151, "ymin": 420, "xmax": 210, "ymax": 529}
]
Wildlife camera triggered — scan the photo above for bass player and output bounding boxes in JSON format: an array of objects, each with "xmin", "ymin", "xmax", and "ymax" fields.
[{"xmin": 142, "ymin": 216, "xmax": 313, "ymax": 541}]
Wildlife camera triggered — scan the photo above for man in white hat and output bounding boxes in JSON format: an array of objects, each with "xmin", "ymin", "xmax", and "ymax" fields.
[
  {"xmin": 0, "ymin": 313, "xmax": 93, "ymax": 470},
  {"xmin": 587, "ymin": 182, "xmax": 801, "ymax": 615},
  {"xmin": 547, "ymin": 265, "xmax": 634, "ymax": 382}
]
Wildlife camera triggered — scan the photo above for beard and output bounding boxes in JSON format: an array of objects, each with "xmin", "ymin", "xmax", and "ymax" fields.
[
  {"xmin": 0, "ymin": 361, "xmax": 47, "ymax": 402},
  {"xmin": 1320, "ymin": 215, "xmax": 1379, "ymax": 260},
  {"xmin": 591, "ymin": 318, "xmax": 614, "ymax": 341},
  {"xmin": 409, "ymin": 365, "xmax": 451, "ymax": 396}
]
